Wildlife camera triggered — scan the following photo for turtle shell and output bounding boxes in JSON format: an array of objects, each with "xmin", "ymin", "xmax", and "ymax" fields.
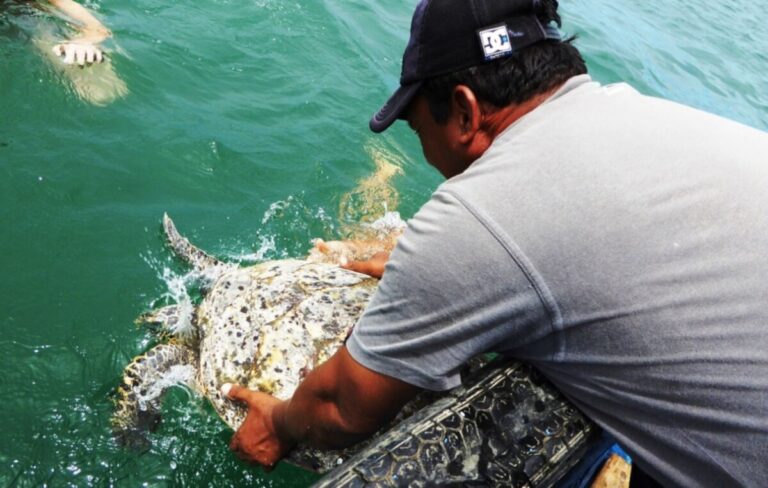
[
  {"xmin": 195, "ymin": 260, "xmax": 376, "ymax": 426},
  {"xmin": 192, "ymin": 259, "xmax": 378, "ymax": 471}
]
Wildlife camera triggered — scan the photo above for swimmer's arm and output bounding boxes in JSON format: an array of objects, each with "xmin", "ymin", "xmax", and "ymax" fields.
[
  {"xmin": 44, "ymin": 0, "xmax": 111, "ymax": 65},
  {"xmin": 224, "ymin": 346, "xmax": 419, "ymax": 467},
  {"xmin": 47, "ymin": 0, "xmax": 110, "ymax": 43}
]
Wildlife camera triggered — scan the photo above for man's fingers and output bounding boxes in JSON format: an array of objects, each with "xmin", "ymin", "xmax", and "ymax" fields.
[
  {"xmin": 341, "ymin": 259, "xmax": 383, "ymax": 279},
  {"xmin": 229, "ymin": 432, "xmax": 241, "ymax": 452},
  {"xmin": 221, "ymin": 383, "xmax": 254, "ymax": 405},
  {"xmin": 229, "ymin": 430, "xmax": 277, "ymax": 470},
  {"xmin": 340, "ymin": 259, "xmax": 365, "ymax": 273},
  {"xmin": 313, "ymin": 239, "xmax": 329, "ymax": 253}
]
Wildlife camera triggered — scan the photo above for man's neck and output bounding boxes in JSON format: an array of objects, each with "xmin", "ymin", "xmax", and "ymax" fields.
[{"xmin": 481, "ymin": 83, "xmax": 564, "ymax": 141}]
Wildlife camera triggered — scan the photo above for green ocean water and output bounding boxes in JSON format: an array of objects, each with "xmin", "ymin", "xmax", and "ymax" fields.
[{"xmin": 0, "ymin": 0, "xmax": 765, "ymax": 486}]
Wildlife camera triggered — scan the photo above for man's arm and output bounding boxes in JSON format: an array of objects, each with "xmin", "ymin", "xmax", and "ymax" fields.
[
  {"xmin": 224, "ymin": 345, "xmax": 419, "ymax": 467},
  {"xmin": 309, "ymin": 238, "xmax": 392, "ymax": 279},
  {"xmin": 340, "ymin": 251, "xmax": 389, "ymax": 278}
]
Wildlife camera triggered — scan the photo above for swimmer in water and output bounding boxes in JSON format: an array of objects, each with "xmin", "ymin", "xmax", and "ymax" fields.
[
  {"xmin": 5, "ymin": 0, "xmax": 128, "ymax": 104},
  {"xmin": 47, "ymin": 0, "xmax": 111, "ymax": 66}
]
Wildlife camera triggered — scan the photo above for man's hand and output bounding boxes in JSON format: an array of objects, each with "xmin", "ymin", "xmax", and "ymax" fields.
[
  {"xmin": 221, "ymin": 383, "xmax": 296, "ymax": 470},
  {"xmin": 340, "ymin": 251, "xmax": 390, "ymax": 279},
  {"xmin": 52, "ymin": 41, "xmax": 104, "ymax": 66},
  {"xmin": 309, "ymin": 239, "xmax": 392, "ymax": 278},
  {"xmin": 222, "ymin": 347, "xmax": 418, "ymax": 470}
]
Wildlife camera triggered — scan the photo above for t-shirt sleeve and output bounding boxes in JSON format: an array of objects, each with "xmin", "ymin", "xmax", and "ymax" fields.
[{"xmin": 346, "ymin": 190, "xmax": 551, "ymax": 391}]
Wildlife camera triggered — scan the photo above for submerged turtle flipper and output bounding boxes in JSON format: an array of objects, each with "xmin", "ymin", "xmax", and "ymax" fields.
[
  {"xmin": 137, "ymin": 304, "xmax": 182, "ymax": 328},
  {"xmin": 163, "ymin": 213, "xmax": 225, "ymax": 272},
  {"xmin": 112, "ymin": 343, "xmax": 197, "ymax": 448},
  {"xmin": 136, "ymin": 304, "xmax": 196, "ymax": 342}
]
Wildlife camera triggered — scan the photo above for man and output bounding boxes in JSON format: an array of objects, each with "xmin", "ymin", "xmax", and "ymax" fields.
[{"xmin": 223, "ymin": 0, "xmax": 768, "ymax": 486}]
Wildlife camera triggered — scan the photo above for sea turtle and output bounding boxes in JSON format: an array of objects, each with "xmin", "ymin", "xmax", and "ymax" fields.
[
  {"xmin": 114, "ymin": 213, "xmax": 596, "ymax": 482},
  {"xmin": 112, "ymin": 212, "xmax": 402, "ymax": 471}
]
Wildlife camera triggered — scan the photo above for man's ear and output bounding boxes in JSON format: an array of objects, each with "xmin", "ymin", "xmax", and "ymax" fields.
[{"xmin": 450, "ymin": 85, "xmax": 482, "ymax": 144}]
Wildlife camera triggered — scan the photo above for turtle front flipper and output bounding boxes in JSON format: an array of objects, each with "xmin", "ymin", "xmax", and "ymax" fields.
[
  {"xmin": 137, "ymin": 304, "xmax": 183, "ymax": 329},
  {"xmin": 136, "ymin": 304, "xmax": 197, "ymax": 340},
  {"xmin": 112, "ymin": 343, "xmax": 197, "ymax": 448}
]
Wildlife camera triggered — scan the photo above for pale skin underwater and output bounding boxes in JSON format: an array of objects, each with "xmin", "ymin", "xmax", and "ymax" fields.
[{"xmin": 25, "ymin": 0, "xmax": 127, "ymax": 105}]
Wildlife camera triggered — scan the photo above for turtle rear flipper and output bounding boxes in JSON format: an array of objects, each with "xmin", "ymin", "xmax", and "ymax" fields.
[
  {"xmin": 112, "ymin": 343, "xmax": 197, "ymax": 448},
  {"xmin": 163, "ymin": 213, "xmax": 225, "ymax": 271}
]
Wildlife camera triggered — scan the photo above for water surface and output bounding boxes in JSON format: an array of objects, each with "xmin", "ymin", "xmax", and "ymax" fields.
[{"xmin": 1, "ymin": 0, "xmax": 766, "ymax": 485}]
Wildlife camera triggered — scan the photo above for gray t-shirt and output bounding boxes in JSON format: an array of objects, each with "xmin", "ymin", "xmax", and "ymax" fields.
[{"xmin": 347, "ymin": 75, "xmax": 768, "ymax": 487}]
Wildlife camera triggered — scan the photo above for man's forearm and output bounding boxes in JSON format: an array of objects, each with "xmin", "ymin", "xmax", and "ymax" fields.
[
  {"xmin": 226, "ymin": 346, "xmax": 419, "ymax": 465},
  {"xmin": 272, "ymin": 393, "xmax": 368, "ymax": 450},
  {"xmin": 271, "ymin": 347, "xmax": 404, "ymax": 449}
]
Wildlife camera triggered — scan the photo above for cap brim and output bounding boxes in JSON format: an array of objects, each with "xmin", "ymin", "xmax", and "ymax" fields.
[{"xmin": 369, "ymin": 82, "xmax": 422, "ymax": 133}]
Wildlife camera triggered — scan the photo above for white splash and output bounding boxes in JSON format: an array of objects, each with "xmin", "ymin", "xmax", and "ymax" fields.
[
  {"xmin": 136, "ymin": 364, "xmax": 196, "ymax": 412},
  {"xmin": 364, "ymin": 211, "xmax": 407, "ymax": 236},
  {"xmin": 261, "ymin": 197, "xmax": 293, "ymax": 225},
  {"xmin": 142, "ymin": 252, "xmax": 197, "ymax": 338},
  {"xmin": 231, "ymin": 234, "xmax": 277, "ymax": 263},
  {"xmin": 159, "ymin": 266, "xmax": 196, "ymax": 337}
]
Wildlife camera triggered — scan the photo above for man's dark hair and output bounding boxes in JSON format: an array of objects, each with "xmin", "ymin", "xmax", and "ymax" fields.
[{"xmin": 419, "ymin": 0, "xmax": 587, "ymax": 122}]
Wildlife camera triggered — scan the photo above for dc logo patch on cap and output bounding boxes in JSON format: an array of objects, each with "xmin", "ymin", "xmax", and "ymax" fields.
[{"xmin": 478, "ymin": 24, "xmax": 513, "ymax": 61}]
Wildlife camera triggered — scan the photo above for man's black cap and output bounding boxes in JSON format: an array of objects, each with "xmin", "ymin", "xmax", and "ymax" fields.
[{"xmin": 370, "ymin": 0, "xmax": 561, "ymax": 133}]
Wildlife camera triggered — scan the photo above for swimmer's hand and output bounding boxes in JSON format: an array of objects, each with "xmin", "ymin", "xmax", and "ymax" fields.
[
  {"xmin": 52, "ymin": 41, "xmax": 104, "ymax": 66},
  {"xmin": 47, "ymin": 0, "xmax": 109, "ymax": 66},
  {"xmin": 340, "ymin": 251, "xmax": 390, "ymax": 279}
]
